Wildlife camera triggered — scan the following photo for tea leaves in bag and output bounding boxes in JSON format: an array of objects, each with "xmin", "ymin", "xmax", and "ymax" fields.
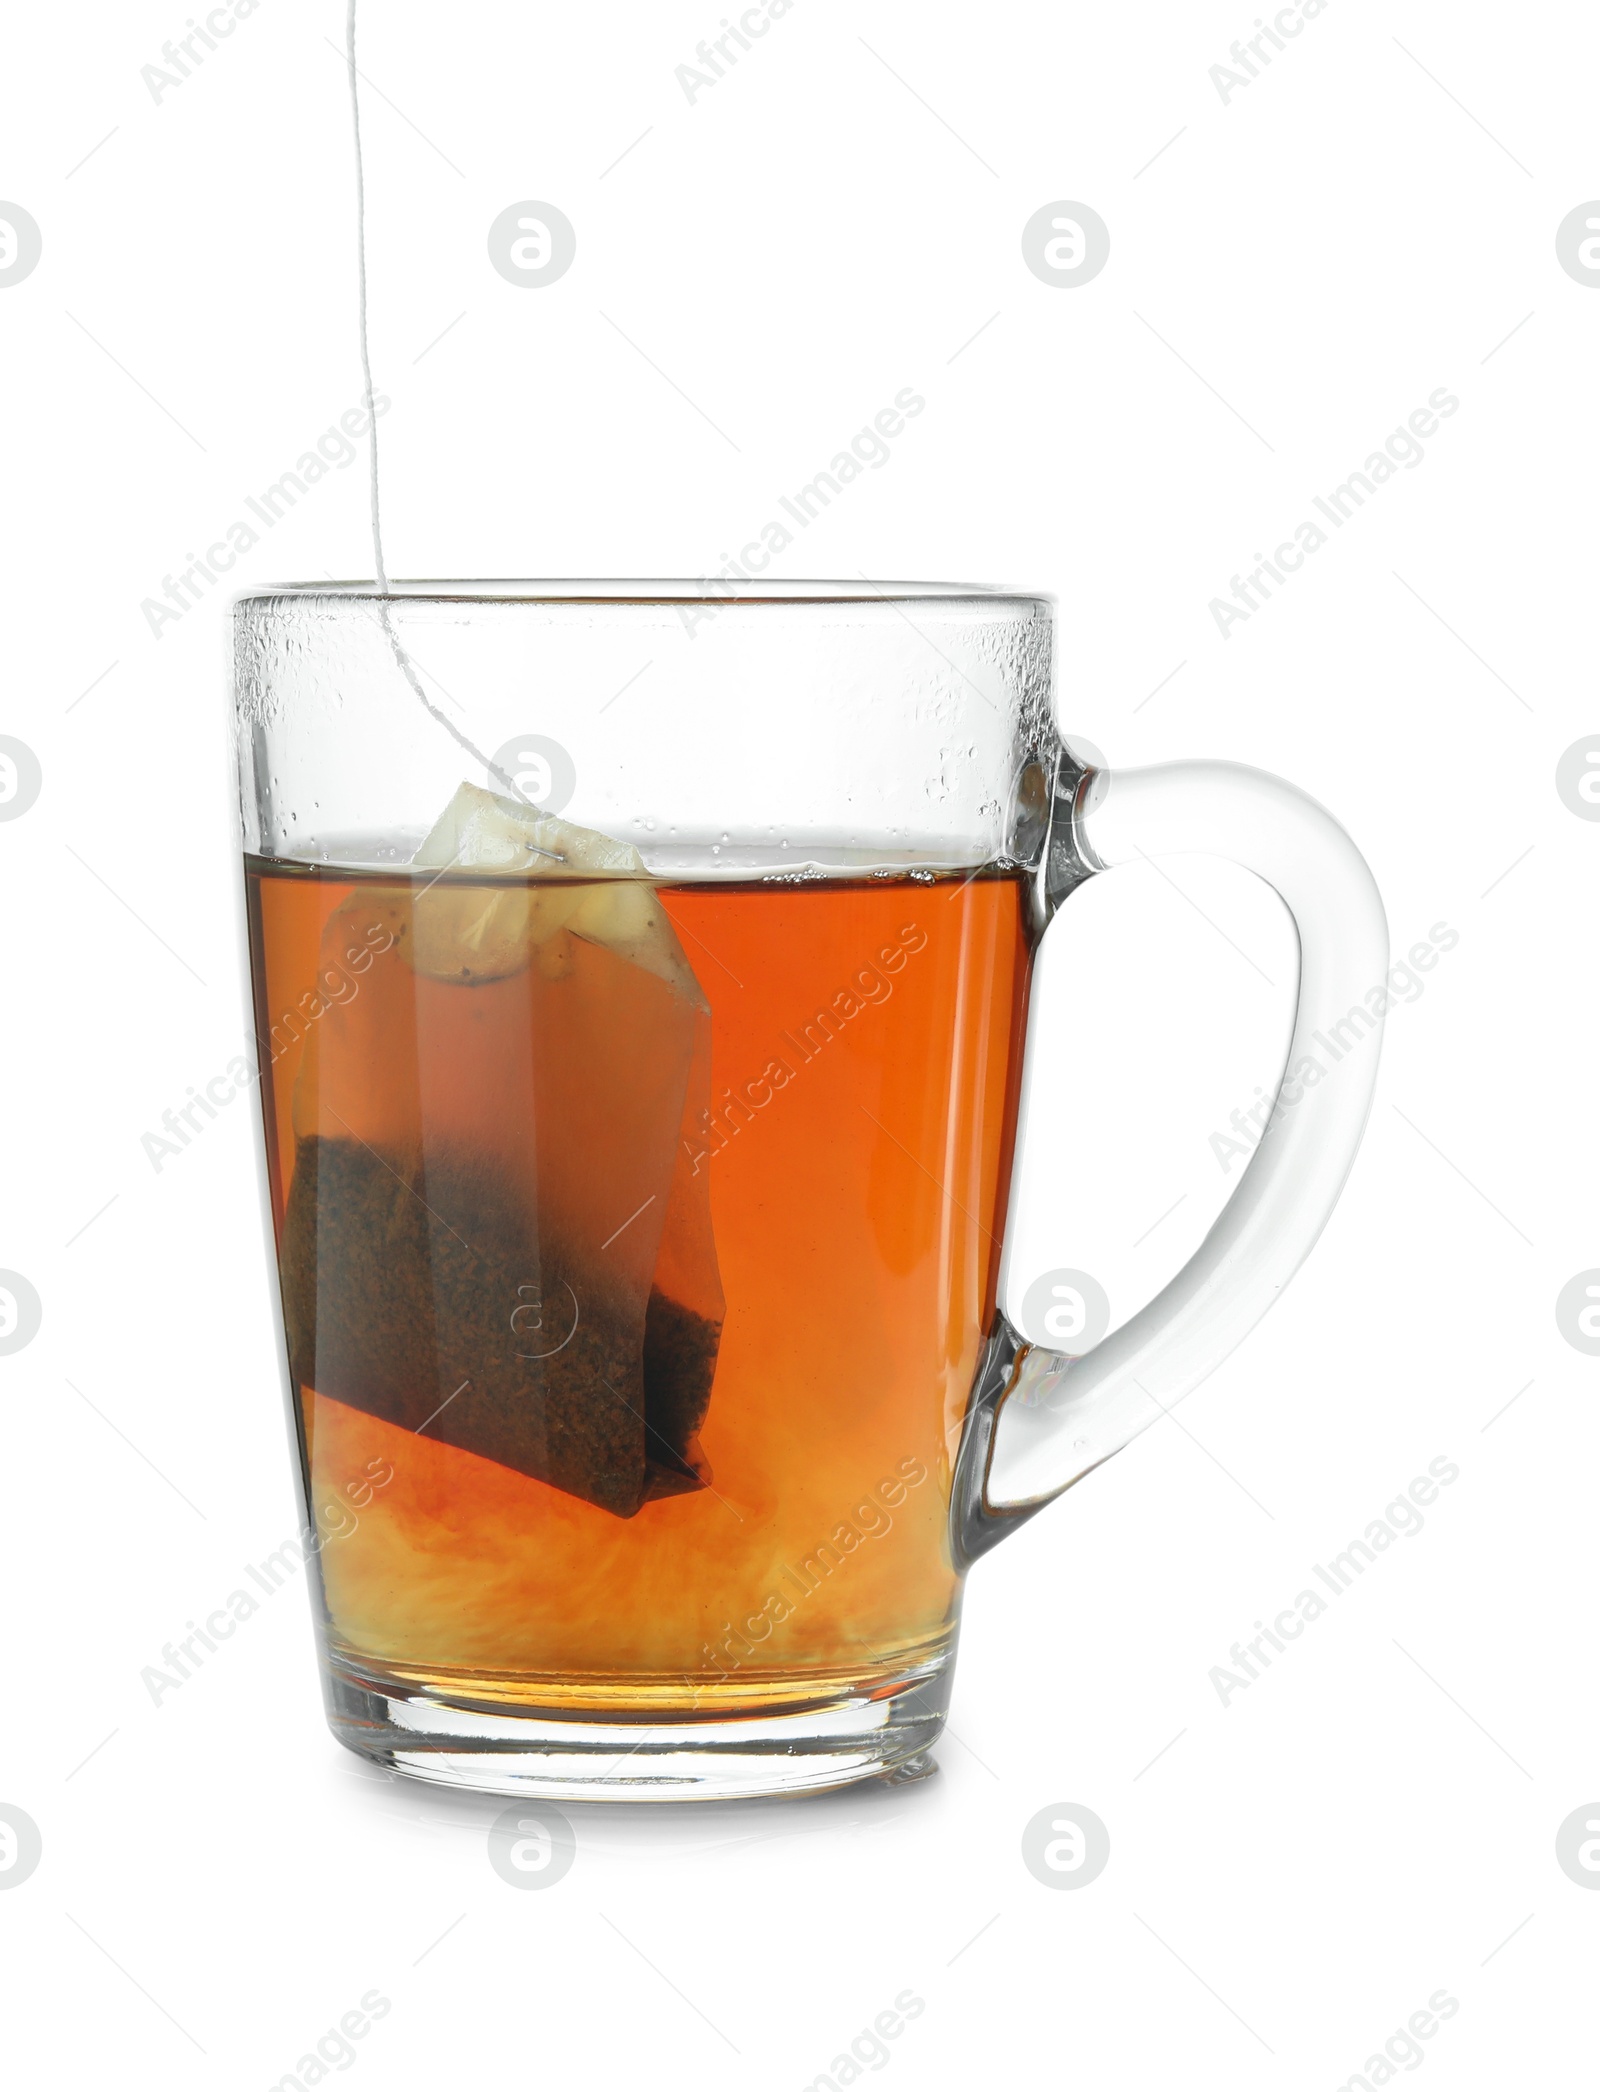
[{"xmin": 278, "ymin": 785, "xmax": 724, "ymax": 1517}]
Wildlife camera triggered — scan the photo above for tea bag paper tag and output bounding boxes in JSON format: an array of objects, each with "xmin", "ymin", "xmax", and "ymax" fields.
[{"xmin": 410, "ymin": 782, "xmax": 704, "ymax": 1002}]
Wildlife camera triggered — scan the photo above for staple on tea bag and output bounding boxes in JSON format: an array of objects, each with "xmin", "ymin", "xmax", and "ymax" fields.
[{"xmin": 278, "ymin": 785, "xmax": 723, "ymax": 1517}]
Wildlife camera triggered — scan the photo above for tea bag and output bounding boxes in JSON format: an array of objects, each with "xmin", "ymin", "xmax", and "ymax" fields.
[{"xmin": 278, "ymin": 784, "xmax": 724, "ymax": 1517}]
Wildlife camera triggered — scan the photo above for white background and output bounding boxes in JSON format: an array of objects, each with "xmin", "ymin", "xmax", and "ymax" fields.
[{"xmin": 2, "ymin": 0, "xmax": 1596, "ymax": 2085}]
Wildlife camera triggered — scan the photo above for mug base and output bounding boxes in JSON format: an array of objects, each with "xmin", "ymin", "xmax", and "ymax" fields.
[{"xmin": 323, "ymin": 1651, "xmax": 952, "ymax": 1802}]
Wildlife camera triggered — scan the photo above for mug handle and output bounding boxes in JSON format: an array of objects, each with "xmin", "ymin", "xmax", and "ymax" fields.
[{"xmin": 953, "ymin": 756, "xmax": 1390, "ymax": 1565}]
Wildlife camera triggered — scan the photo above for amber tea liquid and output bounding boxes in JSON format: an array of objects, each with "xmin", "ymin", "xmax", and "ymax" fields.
[{"xmin": 246, "ymin": 861, "xmax": 1033, "ymax": 1713}]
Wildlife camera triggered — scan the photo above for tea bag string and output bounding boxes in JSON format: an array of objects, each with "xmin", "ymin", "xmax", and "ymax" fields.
[
  {"xmin": 346, "ymin": 0, "xmax": 387, "ymax": 595},
  {"xmin": 344, "ymin": 0, "xmax": 517, "ymax": 798}
]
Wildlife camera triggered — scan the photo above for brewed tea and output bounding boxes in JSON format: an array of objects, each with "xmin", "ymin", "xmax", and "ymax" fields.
[{"xmin": 247, "ymin": 859, "xmax": 1033, "ymax": 1711}]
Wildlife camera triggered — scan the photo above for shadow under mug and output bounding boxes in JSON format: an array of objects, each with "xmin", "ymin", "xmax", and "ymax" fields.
[{"xmin": 233, "ymin": 580, "xmax": 1387, "ymax": 1801}]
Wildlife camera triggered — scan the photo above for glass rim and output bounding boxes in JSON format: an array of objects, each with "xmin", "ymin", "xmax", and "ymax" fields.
[{"xmin": 231, "ymin": 576, "xmax": 1056, "ymax": 610}]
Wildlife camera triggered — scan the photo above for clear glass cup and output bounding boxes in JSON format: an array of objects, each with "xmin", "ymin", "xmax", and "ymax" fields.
[{"xmin": 233, "ymin": 579, "xmax": 1387, "ymax": 1801}]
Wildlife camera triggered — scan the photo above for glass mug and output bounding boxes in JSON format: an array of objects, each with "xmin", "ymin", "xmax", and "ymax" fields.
[{"xmin": 233, "ymin": 580, "xmax": 1386, "ymax": 1801}]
